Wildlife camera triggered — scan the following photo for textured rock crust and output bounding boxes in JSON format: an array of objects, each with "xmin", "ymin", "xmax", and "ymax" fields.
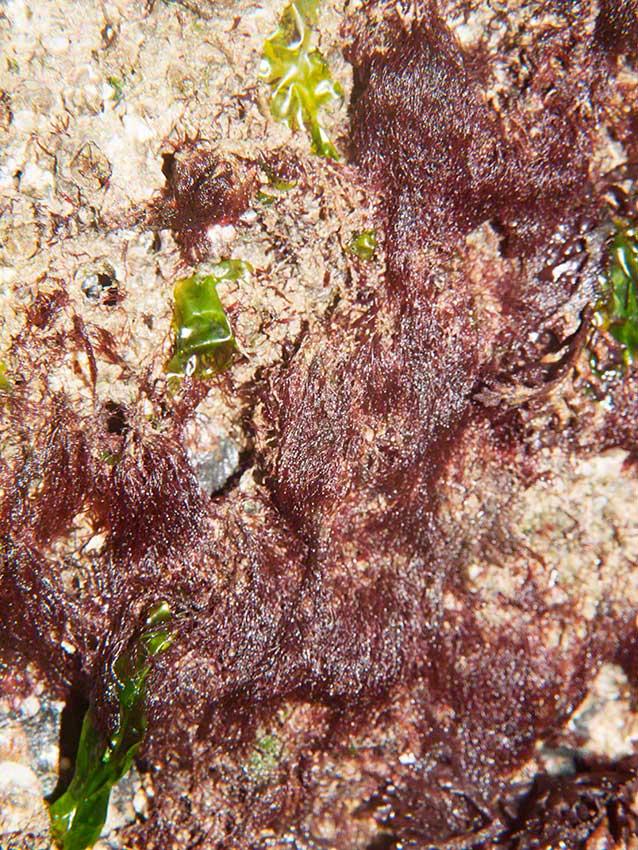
[{"xmin": 1, "ymin": 0, "xmax": 638, "ymax": 848}]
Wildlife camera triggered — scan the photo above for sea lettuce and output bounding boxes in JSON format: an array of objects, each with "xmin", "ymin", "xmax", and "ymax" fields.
[{"xmin": 259, "ymin": 0, "xmax": 342, "ymax": 159}]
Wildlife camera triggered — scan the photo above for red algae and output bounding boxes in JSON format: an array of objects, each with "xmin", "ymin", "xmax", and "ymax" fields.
[
  {"xmin": 148, "ymin": 141, "xmax": 258, "ymax": 263},
  {"xmin": 2, "ymin": 2, "xmax": 638, "ymax": 848}
]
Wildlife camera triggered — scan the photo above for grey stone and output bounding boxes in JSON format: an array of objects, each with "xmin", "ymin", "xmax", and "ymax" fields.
[{"xmin": 193, "ymin": 438, "xmax": 240, "ymax": 496}]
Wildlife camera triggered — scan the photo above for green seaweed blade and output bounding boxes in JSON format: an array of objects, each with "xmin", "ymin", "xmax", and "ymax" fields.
[
  {"xmin": 595, "ymin": 221, "xmax": 638, "ymax": 367},
  {"xmin": 0, "ymin": 360, "xmax": 9, "ymax": 391},
  {"xmin": 259, "ymin": 0, "xmax": 342, "ymax": 159},
  {"xmin": 48, "ymin": 603, "xmax": 173, "ymax": 850},
  {"xmin": 165, "ymin": 260, "xmax": 251, "ymax": 380},
  {"xmin": 349, "ymin": 230, "xmax": 377, "ymax": 260}
]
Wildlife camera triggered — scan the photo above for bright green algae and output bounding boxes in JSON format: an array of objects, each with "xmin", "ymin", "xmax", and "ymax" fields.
[
  {"xmin": 0, "ymin": 360, "xmax": 9, "ymax": 391},
  {"xmin": 349, "ymin": 230, "xmax": 377, "ymax": 260},
  {"xmin": 165, "ymin": 261, "xmax": 251, "ymax": 379},
  {"xmin": 48, "ymin": 603, "xmax": 173, "ymax": 850},
  {"xmin": 259, "ymin": 0, "xmax": 342, "ymax": 159},
  {"xmin": 595, "ymin": 220, "xmax": 638, "ymax": 367}
]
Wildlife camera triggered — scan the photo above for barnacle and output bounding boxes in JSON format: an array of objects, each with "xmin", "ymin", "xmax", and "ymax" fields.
[
  {"xmin": 258, "ymin": 0, "xmax": 342, "ymax": 159},
  {"xmin": 165, "ymin": 260, "xmax": 251, "ymax": 379},
  {"xmin": 48, "ymin": 603, "xmax": 173, "ymax": 850},
  {"xmin": 595, "ymin": 221, "xmax": 638, "ymax": 367}
]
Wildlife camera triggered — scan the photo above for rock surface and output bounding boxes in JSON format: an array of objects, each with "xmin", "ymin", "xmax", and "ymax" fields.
[{"xmin": 1, "ymin": 0, "xmax": 637, "ymax": 848}]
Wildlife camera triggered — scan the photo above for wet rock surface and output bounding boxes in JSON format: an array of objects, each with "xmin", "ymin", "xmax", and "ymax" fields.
[
  {"xmin": 1, "ymin": 0, "xmax": 638, "ymax": 848},
  {"xmin": 0, "ymin": 678, "xmax": 151, "ymax": 848}
]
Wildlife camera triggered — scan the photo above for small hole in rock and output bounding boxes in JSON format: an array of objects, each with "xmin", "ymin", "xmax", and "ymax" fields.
[
  {"xmin": 81, "ymin": 268, "xmax": 119, "ymax": 306},
  {"xmin": 161, "ymin": 152, "xmax": 176, "ymax": 182},
  {"xmin": 105, "ymin": 401, "xmax": 127, "ymax": 435}
]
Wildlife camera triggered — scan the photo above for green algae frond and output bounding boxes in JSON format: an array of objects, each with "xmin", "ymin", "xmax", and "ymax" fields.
[
  {"xmin": 259, "ymin": 0, "xmax": 342, "ymax": 159},
  {"xmin": 106, "ymin": 75, "xmax": 125, "ymax": 104},
  {"xmin": 0, "ymin": 360, "xmax": 10, "ymax": 391},
  {"xmin": 595, "ymin": 221, "xmax": 638, "ymax": 367},
  {"xmin": 166, "ymin": 260, "xmax": 251, "ymax": 380},
  {"xmin": 248, "ymin": 733, "xmax": 282, "ymax": 781},
  {"xmin": 257, "ymin": 165, "xmax": 298, "ymax": 206},
  {"xmin": 349, "ymin": 230, "xmax": 377, "ymax": 260},
  {"xmin": 261, "ymin": 162, "xmax": 298, "ymax": 191},
  {"xmin": 257, "ymin": 190, "xmax": 277, "ymax": 206},
  {"xmin": 48, "ymin": 603, "xmax": 174, "ymax": 850}
]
